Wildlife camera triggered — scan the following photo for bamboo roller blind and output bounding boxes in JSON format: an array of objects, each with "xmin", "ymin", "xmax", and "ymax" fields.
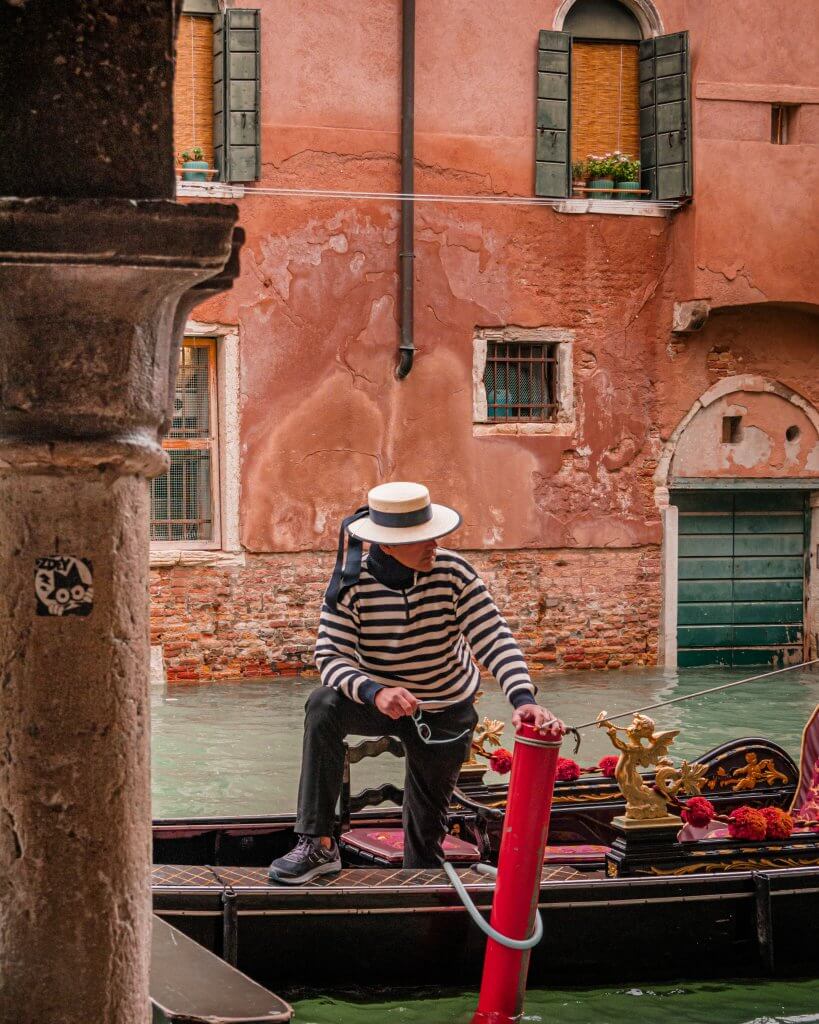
[
  {"xmin": 571, "ymin": 42, "xmax": 640, "ymax": 165},
  {"xmin": 173, "ymin": 15, "xmax": 214, "ymax": 168}
]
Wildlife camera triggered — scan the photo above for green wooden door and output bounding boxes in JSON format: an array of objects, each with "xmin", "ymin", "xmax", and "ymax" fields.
[{"xmin": 673, "ymin": 491, "xmax": 807, "ymax": 668}]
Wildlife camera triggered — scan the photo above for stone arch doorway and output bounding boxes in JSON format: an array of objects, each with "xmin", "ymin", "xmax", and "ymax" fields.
[
  {"xmin": 553, "ymin": 0, "xmax": 664, "ymax": 38},
  {"xmin": 655, "ymin": 376, "xmax": 819, "ymax": 668}
]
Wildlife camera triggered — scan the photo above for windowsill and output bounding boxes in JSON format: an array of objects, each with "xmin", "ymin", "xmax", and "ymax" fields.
[
  {"xmin": 150, "ymin": 549, "xmax": 246, "ymax": 568},
  {"xmin": 176, "ymin": 181, "xmax": 247, "ymax": 199},
  {"xmin": 554, "ymin": 198, "xmax": 684, "ymax": 217},
  {"xmin": 473, "ymin": 421, "xmax": 576, "ymax": 437}
]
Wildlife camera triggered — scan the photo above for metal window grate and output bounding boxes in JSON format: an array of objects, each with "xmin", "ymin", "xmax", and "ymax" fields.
[
  {"xmin": 483, "ymin": 341, "xmax": 558, "ymax": 422},
  {"xmin": 150, "ymin": 450, "xmax": 213, "ymax": 541},
  {"xmin": 170, "ymin": 344, "xmax": 211, "ymax": 439},
  {"xmin": 151, "ymin": 339, "xmax": 218, "ymax": 543}
]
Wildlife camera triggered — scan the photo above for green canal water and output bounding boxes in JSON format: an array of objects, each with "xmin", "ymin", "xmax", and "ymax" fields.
[
  {"xmin": 151, "ymin": 666, "xmax": 819, "ymax": 819},
  {"xmin": 294, "ymin": 980, "xmax": 819, "ymax": 1024},
  {"xmin": 151, "ymin": 666, "xmax": 819, "ymax": 1021}
]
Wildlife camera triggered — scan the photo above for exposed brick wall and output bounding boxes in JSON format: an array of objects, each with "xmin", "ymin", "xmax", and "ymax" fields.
[{"xmin": 150, "ymin": 546, "xmax": 660, "ymax": 682}]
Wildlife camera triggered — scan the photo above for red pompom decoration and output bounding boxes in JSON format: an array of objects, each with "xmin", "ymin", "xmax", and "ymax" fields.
[
  {"xmin": 598, "ymin": 755, "xmax": 618, "ymax": 779},
  {"xmin": 556, "ymin": 757, "xmax": 582, "ymax": 782},
  {"xmin": 681, "ymin": 796, "xmax": 715, "ymax": 828},
  {"xmin": 760, "ymin": 806, "xmax": 794, "ymax": 840},
  {"xmin": 489, "ymin": 748, "xmax": 513, "ymax": 775},
  {"xmin": 727, "ymin": 805, "xmax": 767, "ymax": 841}
]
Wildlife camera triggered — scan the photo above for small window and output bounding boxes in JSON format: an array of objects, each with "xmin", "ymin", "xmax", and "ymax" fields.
[
  {"xmin": 771, "ymin": 105, "xmax": 797, "ymax": 145},
  {"xmin": 483, "ymin": 341, "xmax": 558, "ymax": 423},
  {"xmin": 151, "ymin": 339, "xmax": 220, "ymax": 546},
  {"xmin": 722, "ymin": 416, "xmax": 743, "ymax": 444}
]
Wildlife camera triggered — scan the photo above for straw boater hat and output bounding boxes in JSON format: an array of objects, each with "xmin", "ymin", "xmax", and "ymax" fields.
[
  {"xmin": 325, "ymin": 482, "xmax": 461, "ymax": 607},
  {"xmin": 347, "ymin": 481, "xmax": 461, "ymax": 545}
]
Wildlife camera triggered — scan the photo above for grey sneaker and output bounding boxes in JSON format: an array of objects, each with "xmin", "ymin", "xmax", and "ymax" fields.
[{"xmin": 267, "ymin": 835, "xmax": 342, "ymax": 885}]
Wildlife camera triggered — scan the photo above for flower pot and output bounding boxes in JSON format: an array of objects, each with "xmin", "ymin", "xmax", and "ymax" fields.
[
  {"xmin": 588, "ymin": 177, "xmax": 614, "ymax": 199},
  {"xmin": 617, "ymin": 180, "xmax": 641, "ymax": 200},
  {"xmin": 572, "ymin": 179, "xmax": 585, "ymax": 197},
  {"xmin": 182, "ymin": 160, "xmax": 209, "ymax": 182}
]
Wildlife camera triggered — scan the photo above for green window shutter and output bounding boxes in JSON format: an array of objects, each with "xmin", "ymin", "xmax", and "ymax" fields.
[
  {"xmin": 639, "ymin": 31, "xmax": 692, "ymax": 200},
  {"xmin": 535, "ymin": 30, "xmax": 571, "ymax": 198},
  {"xmin": 213, "ymin": 9, "xmax": 261, "ymax": 182}
]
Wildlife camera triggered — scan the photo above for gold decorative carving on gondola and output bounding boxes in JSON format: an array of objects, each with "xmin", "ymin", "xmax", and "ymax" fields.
[
  {"xmin": 597, "ymin": 711, "xmax": 707, "ymax": 822},
  {"xmin": 647, "ymin": 855, "xmax": 819, "ymax": 876},
  {"xmin": 704, "ymin": 753, "xmax": 789, "ymax": 793},
  {"xmin": 462, "ymin": 714, "xmax": 506, "ymax": 773}
]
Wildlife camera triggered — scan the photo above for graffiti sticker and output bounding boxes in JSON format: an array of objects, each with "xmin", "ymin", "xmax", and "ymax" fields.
[{"xmin": 35, "ymin": 556, "xmax": 94, "ymax": 617}]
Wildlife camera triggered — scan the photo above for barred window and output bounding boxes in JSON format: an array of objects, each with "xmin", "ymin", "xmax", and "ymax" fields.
[
  {"xmin": 483, "ymin": 341, "xmax": 558, "ymax": 422},
  {"xmin": 150, "ymin": 339, "xmax": 219, "ymax": 545}
]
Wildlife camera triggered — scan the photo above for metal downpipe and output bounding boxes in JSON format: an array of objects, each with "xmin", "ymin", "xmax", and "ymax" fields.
[{"xmin": 396, "ymin": 0, "xmax": 415, "ymax": 379}]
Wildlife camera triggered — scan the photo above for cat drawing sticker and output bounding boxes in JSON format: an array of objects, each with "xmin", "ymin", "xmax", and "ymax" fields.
[{"xmin": 35, "ymin": 556, "xmax": 94, "ymax": 617}]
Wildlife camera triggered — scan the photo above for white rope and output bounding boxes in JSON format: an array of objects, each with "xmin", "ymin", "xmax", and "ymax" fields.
[
  {"xmin": 571, "ymin": 658, "xmax": 819, "ymax": 733},
  {"xmin": 212, "ymin": 183, "xmax": 683, "ymax": 210},
  {"xmin": 443, "ymin": 862, "xmax": 544, "ymax": 950}
]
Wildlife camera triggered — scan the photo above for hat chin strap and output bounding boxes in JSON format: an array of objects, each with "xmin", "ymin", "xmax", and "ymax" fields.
[{"xmin": 325, "ymin": 506, "xmax": 369, "ymax": 610}]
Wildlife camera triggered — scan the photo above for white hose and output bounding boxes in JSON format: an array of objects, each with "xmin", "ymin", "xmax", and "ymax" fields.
[{"xmin": 443, "ymin": 862, "xmax": 544, "ymax": 950}]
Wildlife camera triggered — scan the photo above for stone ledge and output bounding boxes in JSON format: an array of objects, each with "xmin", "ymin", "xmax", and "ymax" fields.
[
  {"xmin": 554, "ymin": 198, "xmax": 681, "ymax": 218},
  {"xmin": 473, "ymin": 421, "xmax": 576, "ymax": 437},
  {"xmin": 176, "ymin": 181, "xmax": 246, "ymax": 199},
  {"xmin": 149, "ymin": 549, "xmax": 247, "ymax": 568}
]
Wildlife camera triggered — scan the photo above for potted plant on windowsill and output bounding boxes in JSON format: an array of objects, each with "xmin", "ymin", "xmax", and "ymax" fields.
[
  {"xmin": 613, "ymin": 154, "xmax": 641, "ymax": 200},
  {"xmin": 179, "ymin": 148, "xmax": 210, "ymax": 182},
  {"xmin": 584, "ymin": 153, "xmax": 618, "ymax": 199},
  {"xmin": 571, "ymin": 160, "xmax": 586, "ymax": 198}
]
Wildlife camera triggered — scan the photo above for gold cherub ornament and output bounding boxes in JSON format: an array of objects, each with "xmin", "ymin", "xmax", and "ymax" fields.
[{"xmin": 596, "ymin": 711, "xmax": 706, "ymax": 821}]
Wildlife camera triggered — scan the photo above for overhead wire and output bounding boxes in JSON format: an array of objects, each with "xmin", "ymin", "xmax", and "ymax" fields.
[{"xmin": 179, "ymin": 180, "xmax": 684, "ymax": 209}]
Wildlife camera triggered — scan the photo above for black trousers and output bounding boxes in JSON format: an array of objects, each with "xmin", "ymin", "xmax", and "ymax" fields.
[{"xmin": 295, "ymin": 687, "xmax": 478, "ymax": 868}]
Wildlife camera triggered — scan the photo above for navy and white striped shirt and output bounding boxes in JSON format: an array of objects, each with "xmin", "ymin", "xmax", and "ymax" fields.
[{"xmin": 314, "ymin": 547, "xmax": 536, "ymax": 710}]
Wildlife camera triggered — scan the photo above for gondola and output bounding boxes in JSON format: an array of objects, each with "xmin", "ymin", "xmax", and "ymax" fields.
[{"xmin": 152, "ymin": 724, "xmax": 819, "ymax": 993}]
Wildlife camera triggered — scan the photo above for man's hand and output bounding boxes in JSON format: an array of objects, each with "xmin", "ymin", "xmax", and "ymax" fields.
[
  {"xmin": 512, "ymin": 703, "xmax": 565, "ymax": 737},
  {"xmin": 375, "ymin": 687, "xmax": 419, "ymax": 720}
]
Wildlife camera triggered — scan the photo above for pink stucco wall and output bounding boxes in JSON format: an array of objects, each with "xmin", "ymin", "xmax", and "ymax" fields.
[{"xmin": 192, "ymin": 0, "xmax": 819, "ymax": 555}]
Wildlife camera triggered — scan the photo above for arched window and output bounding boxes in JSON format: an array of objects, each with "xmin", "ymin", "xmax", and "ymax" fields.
[
  {"xmin": 535, "ymin": 0, "xmax": 692, "ymax": 202},
  {"xmin": 564, "ymin": 0, "xmax": 642, "ymax": 172}
]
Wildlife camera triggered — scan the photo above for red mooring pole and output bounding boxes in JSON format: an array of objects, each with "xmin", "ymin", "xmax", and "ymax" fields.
[{"xmin": 472, "ymin": 722, "xmax": 561, "ymax": 1024}]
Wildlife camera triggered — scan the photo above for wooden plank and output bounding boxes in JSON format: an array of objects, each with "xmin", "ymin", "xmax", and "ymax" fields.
[
  {"xmin": 733, "ymin": 579, "xmax": 803, "ymax": 602},
  {"xmin": 734, "ymin": 491, "xmax": 805, "ymax": 512},
  {"xmin": 678, "ymin": 647, "xmax": 733, "ymax": 667},
  {"xmin": 733, "ymin": 556, "xmax": 804, "ymax": 579},
  {"xmin": 732, "ymin": 602, "xmax": 804, "ymax": 625},
  {"xmin": 678, "ymin": 625, "xmax": 733, "ymax": 647},
  {"xmin": 678, "ymin": 514, "xmax": 733, "ymax": 535},
  {"xmin": 733, "ymin": 624, "xmax": 802, "ymax": 646},
  {"xmin": 733, "ymin": 533, "xmax": 804, "ymax": 557},
  {"xmin": 731, "ymin": 647, "xmax": 801, "ymax": 668},
  {"xmin": 734, "ymin": 513, "xmax": 804, "ymax": 534},
  {"xmin": 150, "ymin": 915, "xmax": 292, "ymax": 1022},
  {"xmin": 678, "ymin": 557, "xmax": 733, "ymax": 580},
  {"xmin": 679, "ymin": 534, "xmax": 733, "ymax": 557},
  {"xmin": 679, "ymin": 579, "xmax": 732, "ymax": 602},
  {"xmin": 678, "ymin": 602, "xmax": 733, "ymax": 626},
  {"xmin": 672, "ymin": 492, "xmax": 732, "ymax": 513}
]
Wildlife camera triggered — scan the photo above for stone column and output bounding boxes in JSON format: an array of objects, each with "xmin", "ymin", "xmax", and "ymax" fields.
[
  {"xmin": 0, "ymin": 199, "xmax": 238, "ymax": 1023},
  {"xmin": 0, "ymin": 3, "xmax": 240, "ymax": 1017}
]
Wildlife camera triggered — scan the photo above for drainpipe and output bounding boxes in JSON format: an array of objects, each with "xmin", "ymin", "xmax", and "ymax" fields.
[{"xmin": 396, "ymin": 0, "xmax": 415, "ymax": 379}]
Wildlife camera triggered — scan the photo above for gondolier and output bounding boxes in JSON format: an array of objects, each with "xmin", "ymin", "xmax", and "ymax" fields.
[{"xmin": 268, "ymin": 481, "xmax": 563, "ymax": 884}]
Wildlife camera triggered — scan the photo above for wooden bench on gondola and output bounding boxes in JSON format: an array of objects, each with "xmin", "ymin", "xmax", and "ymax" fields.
[
  {"xmin": 150, "ymin": 914, "xmax": 293, "ymax": 1023},
  {"xmin": 338, "ymin": 734, "xmax": 488, "ymax": 864}
]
